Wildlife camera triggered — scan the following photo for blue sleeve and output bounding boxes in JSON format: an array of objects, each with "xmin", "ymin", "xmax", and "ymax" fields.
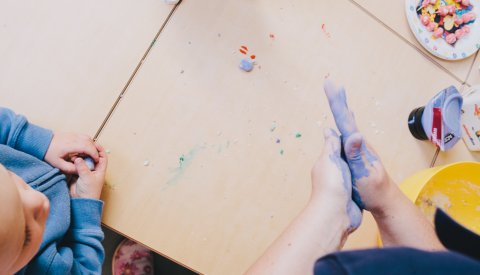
[
  {"xmin": 68, "ymin": 198, "xmax": 105, "ymax": 274},
  {"xmin": 48, "ymin": 199, "xmax": 105, "ymax": 274},
  {"xmin": 0, "ymin": 107, "xmax": 53, "ymax": 160}
]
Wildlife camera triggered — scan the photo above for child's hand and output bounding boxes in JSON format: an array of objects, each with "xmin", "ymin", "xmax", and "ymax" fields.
[
  {"xmin": 69, "ymin": 145, "xmax": 107, "ymax": 200},
  {"xmin": 45, "ymin": 132, "xmax": 99, "ymax": 174}
]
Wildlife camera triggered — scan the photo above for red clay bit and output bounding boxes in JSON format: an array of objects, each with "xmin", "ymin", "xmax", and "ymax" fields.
[
  {"xmin": 250, "ymin": 55, "xmax": 256, "ymax": 60},
  {"xmin": 239, "ymin": 45, "xmax": 249, "ymax": 55},
  {"xmin": 321, "ymin": 23, "xmax": 331, "ymax": 38}
]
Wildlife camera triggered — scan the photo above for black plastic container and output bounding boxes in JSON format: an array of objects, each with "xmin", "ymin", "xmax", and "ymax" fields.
[{"xmin": 408, "ymin": 106, "xmax": 428, "ymax": 140}]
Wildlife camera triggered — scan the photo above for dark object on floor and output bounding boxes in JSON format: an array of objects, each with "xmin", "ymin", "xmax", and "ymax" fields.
[{"xmin": 102, "ymin": 226, "xmax": 197, "ymax": 275}]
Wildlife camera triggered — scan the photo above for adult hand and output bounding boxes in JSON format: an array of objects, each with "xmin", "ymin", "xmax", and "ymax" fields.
[
  {"xmin": 69, "ymin": 145, "xmax": 107, "ymax": 200},
  {"xmin": 45, "ymin": 133, "xmax": 99, "ymax": 174},
  {"xmin": 323, "ymin": 80, "xmax": 396, "ymax": 214},
  {"xmin": 311, "ymin": 128, "xmax": 362, "ymax": 232}
]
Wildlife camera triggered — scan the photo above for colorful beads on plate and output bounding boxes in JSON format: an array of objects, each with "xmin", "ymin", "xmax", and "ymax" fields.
[{"xmin": 417, "ymin": 0, "xmax": 476, "ymax": 46}]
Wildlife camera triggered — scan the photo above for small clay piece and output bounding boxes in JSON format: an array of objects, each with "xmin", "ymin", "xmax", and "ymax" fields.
[
  {"xmin": 455, "ymin": 28, "xmax": 465, "ymax": 39},
  {"xmin": 239, "ymin": 58, "xmax": 254, "ymax": 72},
  {"xmin": 446, "ymin": 33, "xmax": 457, "ymax": 44},
  {"xmin": 433, "ymin": 27, "xmax": 444, "ymax": 37},
  {"xmin": 443, "ymin": 15, "xmax": 455, "ymax": 31},
  {"xmin": 84, "ymin": 157, "xmax": 95, "ymax": 170},
  {"xmin": 417, "ymin": 0, "xmax": 475, "ymax": 46},
  {"xmin": 421, "ymin": 15, "xmax": 431, "ymax": 25}
]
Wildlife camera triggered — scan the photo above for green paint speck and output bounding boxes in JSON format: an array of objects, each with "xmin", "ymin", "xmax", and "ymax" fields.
[
  {"xmin": 179, "ymin": 155, "xmax": 185, "ymax": 166},
  {"xmin": 270, "ymin": 123, "xmax": 277, "ymax": 132},
  {"xmin": 295, "ymin": 132, "xmax": 302, "ymax": 138},
  {"xmin": 476, "ymin": 43, "xmax": 480, "ymax": 49},
  {"xmin": 280, "ymin": 149, "xmax": 284, "ymax": 155}
]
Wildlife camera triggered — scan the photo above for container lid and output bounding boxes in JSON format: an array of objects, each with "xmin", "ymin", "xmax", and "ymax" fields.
[{"xmin": 408, "ymin": 107, "xmax": 428, "ymax": 140}]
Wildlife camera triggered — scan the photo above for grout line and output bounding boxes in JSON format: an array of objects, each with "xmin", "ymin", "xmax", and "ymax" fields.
[
  {"xmin": 348, "ymin": 0, "xmax": 464, "ymax": 84},
  {"xmin": 102, "ymin": 223, "xmax": 202, "ymax": 274},
  {"xmin": 430, "ymin": 147, "xmax": 440, "ymax": 168},
  {"xmin": 463, "ymin": 50, "xmax": 479, "ymax": 86},
  {"xmin": 93, "ymin": 1, "xmax": 183, "ymax": 141},
  {"xmin": 347, "ymin": 0, "xmax": 470, "ymax": 169}
]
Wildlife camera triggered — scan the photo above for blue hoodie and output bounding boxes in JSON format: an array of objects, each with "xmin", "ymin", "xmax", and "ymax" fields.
[{"xmin": 0, "ymin": 107, "xmax": 104, "ymax": 274}]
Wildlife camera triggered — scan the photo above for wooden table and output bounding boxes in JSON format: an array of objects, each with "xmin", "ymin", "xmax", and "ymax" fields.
[
  {"xmin": 2, "ymin": 0, "xmax": 478, "ymax": 274},
  {"xmin": 96, "ymin": 0, "xmax": 474, "ymax": 274},
  {"xmin": 0, "ymin": 0, "xmax": 174, "ymax": 135},
  {"xmin": 353, "ymin": 0, "xmax": 477, "ymax": 83}
]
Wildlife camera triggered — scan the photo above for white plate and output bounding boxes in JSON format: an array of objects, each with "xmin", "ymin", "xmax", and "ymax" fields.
[{"xmin": 406, "ymin": 0, "xmax": 480, "ymax": 60}]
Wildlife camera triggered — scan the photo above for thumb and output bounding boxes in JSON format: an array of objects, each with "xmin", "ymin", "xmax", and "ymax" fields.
[
  {"xmin": 344, "ymin": 132, "xmax": 378, "ymax": 183},
  {"xmin": 322, "ymin": 128, "xmax": 341, "ymax": 157},
  {"xmin": 344, "ymin": 132, "xmax": 364, "ymax": 163},
  {"xmin": 343, "ymin": 133, "xmax": 369, "ymax": 210},
  {"xmin": 74, "ymin": 158, "xmax": 91, "ymax": 177}
]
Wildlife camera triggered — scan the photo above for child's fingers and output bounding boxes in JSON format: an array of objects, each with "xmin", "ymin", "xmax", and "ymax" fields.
[
  {"xmin": 94, "ymin": 153, "xmax": 108, "ymax": 174},
  {"xmin": 57, "ymin": 160, "xmax": 77, "ymax": 174},
  {"xmin": 96, "ymin": 144, "xmax": 107, "ymax": 162},
  {"xmin": 74, "ymin": 158, "xmax": 91, "ymax": 177},
  {"xmin": 71, "ymin": 138, "xmax": 100, "ymax": 162},
  {"xmin": 92, "ymin": 144, "xmax": 108, "ymax": 173},
  {"xmin": 95, "ymin": 143, "xmax": 105, "ymax": 153}
]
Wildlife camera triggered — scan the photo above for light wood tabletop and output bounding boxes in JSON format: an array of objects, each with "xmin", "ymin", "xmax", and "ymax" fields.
[
  {"xmin": 2, "ymin": 0, "xmax": 479, "ymax": 274},
  {"xmin": 353, "ymin": 0, "xmax": 477, "ymax": 83},
  {"xmin": 96, "ymin": 0, "xmax": 473, "ymax": 274},
  {"xmin": 0, "ymin": 0, "xmax": 174, "ymax": 135}
]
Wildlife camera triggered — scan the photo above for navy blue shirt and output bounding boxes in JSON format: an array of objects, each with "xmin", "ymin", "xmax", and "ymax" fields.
[
  {"xmin": 314, "ymin": 248, "xmax": 480, "ymax": 275},
  {"xmin": 315, "ymin": 210, "xmax": 480, "ymax": 274}
]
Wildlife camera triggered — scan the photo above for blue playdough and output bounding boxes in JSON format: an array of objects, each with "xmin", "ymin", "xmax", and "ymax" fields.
[
  {"xmin": 324, "ymin": 80, "xmax": 377, "ymax": 210},
  {"xmin": 84, "ymin": 157, "xmax": 95, "ymax": 171},
  {"xmin": 326, "ymin": 129, "xmax": 362, "ymax": 230},
  {"xmin": 239, "ymin": 58, "xmax": 254, "ymax": 72}
]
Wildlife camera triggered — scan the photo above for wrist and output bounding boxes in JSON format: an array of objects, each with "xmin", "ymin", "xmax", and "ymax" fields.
[
  {"xmin": 308, "ymin": 195, "xmax": 351, "ymax": 238},
  {"xmin": 369, "ymin": 179, "xmax": 403, "ymax": 219},
  {"xmin": 70, "ymin": 186, "xmax": 101, "ymax": 200}
]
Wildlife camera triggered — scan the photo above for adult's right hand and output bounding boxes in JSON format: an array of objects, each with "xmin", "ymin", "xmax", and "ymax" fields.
[{"xmin": 323, "ymin": 80, "xmax": 396, "ymax": 215}]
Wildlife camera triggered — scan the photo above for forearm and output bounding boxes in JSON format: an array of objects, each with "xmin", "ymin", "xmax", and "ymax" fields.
[
  {"xmin": 68, "ymin": 198, "xmax": 105, "ymax": 273},
  {"xmin": 246, "ymin": 197, "xmax": 349, "ymax": 275},
  {"xmin": 371, "ymin": 182, "xmax": 444, "ymax": 250},
  {"xmin": 0, "ymin": 107, "xmax": 53, "ymax": 159}
]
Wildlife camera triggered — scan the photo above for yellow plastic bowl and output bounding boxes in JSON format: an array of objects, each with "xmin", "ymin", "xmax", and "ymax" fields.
[{"xmin": 400, "ymin": 162, "xmax": 480, "ymax": 235}]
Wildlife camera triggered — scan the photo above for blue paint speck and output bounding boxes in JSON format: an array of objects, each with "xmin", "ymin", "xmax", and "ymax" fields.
[{"xmin": 239, "ymin": 58, "xmax": 254, "ymax": 72}]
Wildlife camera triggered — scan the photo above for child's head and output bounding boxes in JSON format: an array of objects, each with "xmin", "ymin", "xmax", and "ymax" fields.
[{"xmin": 0, "ymin": 164, "xmax": 49, "ymax": 274}]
